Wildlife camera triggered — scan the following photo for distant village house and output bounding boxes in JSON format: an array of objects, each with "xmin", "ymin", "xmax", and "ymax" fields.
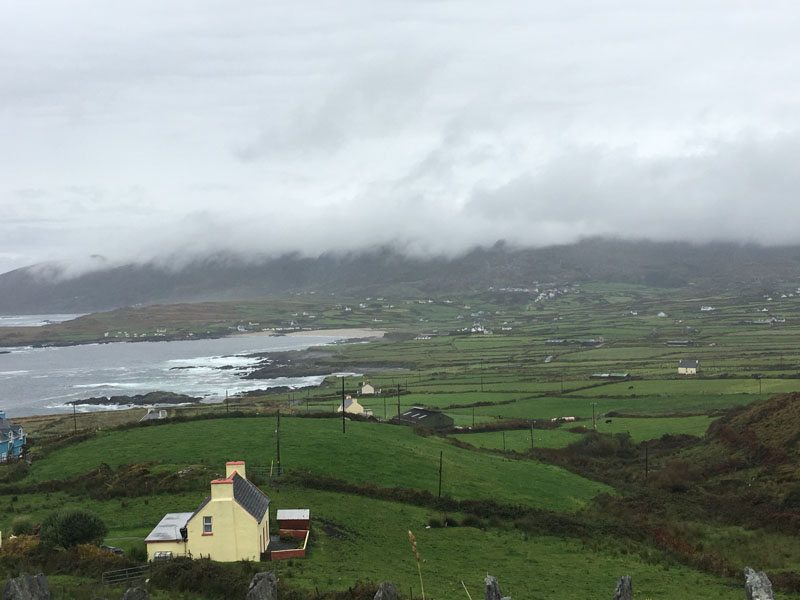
[
  {"xmin": 140, "ymin": 408, "xmax": 168, "ymax": 422},
  {"xmin": 337, "ymin": 396, "xmax": 372, "ymax": 416},
  {"xmin": 358, "ymin": 382, "xmax": 379, "ymax": 395},
  {"xmin": 678, "ymin": 359, "xmax": 699, "ymax": 375},
  {"xmin": 0, "ymin": 410, "xmax": 26, "ymax": 463}
]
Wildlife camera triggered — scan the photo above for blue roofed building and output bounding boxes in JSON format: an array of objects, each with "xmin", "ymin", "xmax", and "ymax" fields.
[{"xmin": 0, "ymin": 410, "xmax": 27, "ymax": 462}]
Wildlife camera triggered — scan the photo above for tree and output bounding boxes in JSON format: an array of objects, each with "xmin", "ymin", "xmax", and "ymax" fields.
[{"xmin": 39, "ymin": 509, "xmax": 107, "ymax": 548}]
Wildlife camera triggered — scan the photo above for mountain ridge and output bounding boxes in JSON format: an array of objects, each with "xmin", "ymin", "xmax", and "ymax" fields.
[{"xmin": 2, "ymin": 239, "xmax": 800, "ymax": 313}]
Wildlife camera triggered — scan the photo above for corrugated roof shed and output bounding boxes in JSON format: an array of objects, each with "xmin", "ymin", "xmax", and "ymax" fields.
[
  {"xmin": 145, "ymin": 512, "xmax": 193, "ymax": 542},
  {"xmin": 277, "ymin": 509, "xmax": 310, "ymax": 521}
]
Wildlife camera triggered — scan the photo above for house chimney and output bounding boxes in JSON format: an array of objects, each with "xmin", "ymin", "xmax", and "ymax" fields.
[
  {"xmin": 225, "ymin": 461, "xmax": 246, "ymax": 480},
  {"xmin": 211, "ymin": 477, "xmax": 234, "ymax": 499}
]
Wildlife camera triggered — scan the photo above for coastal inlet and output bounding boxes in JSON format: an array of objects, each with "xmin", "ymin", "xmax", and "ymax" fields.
[{"xmin": 0, "ymin": 331, "xmax": 374, "ymax": 417}]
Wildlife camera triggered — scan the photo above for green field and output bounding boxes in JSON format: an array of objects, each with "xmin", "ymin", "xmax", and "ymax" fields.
[
  {"xmin": 24, "ymin": 417, "xmax": 609, "ymax": 512},
  {"xmin": 453, "ymin": 416, "xmax": 714, "ymax": 452}
]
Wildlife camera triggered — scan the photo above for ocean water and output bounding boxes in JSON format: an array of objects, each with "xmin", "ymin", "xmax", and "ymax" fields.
[
  {"xmin": 0, "ymin": 332, "xmax": 352, "ymax": 417},
  {"xmin": 0, "ymin": 313, "xmax": 86, "ymax": 327}
]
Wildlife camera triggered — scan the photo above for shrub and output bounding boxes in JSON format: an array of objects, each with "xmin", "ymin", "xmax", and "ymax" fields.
[
  {"xmin": 39, "ymin": 509, "xmax": 108, "ymax": 549},
  {"xmin": 127, "ymin": 544, "xmax": 148, "ymax": 563},
  {"xmin": 461, "ymin": 514, "xmax": 484, "ymax": 528},
  {"xmin": 11, "ymin": 516, "xmax": 36, "ymax": 536},
  {"xmin": 150, "ymin": 557, "xmax": 256, "ymax": 597}
]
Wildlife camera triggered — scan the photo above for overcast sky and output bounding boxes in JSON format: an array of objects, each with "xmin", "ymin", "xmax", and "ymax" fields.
[{"xmin": 2, "ymin": 1, "xmax": 799, "ymax": 275}]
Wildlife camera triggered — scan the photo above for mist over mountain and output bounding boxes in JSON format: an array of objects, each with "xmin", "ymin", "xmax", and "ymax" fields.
[{"xmin": 2, "ymin": 239, "xmax": 800, "ymax": 314}]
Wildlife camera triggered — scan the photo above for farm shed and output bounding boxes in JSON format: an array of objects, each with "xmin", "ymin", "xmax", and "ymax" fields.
[
  {"xmin": 393, "ymin": 407, "xmax": 454, "ymax": 430},
  {"xmin": 272, "ymin": 509, "xmax": 311, "ymax": 561},
  {"xmin": 277, "ymin": 509, "xmax": 310, "ymax": 532}
]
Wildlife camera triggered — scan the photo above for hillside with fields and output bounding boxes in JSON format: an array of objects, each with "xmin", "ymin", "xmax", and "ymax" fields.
[{"xmin": 4, "ymin": 281, "xmax": 800, "ymax": 598}]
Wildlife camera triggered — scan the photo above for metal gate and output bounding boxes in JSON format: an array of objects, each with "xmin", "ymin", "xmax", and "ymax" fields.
[{"xmin": 101, "ymin": 564, "xmax": 150, "ymax": 586}]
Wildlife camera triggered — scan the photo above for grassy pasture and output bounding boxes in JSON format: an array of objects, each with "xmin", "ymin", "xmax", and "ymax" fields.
[
  {"xmin": 568, "ymin": 378, "xmax": 800, "ymax": 397},
  {"xmin": 451, "ymin": 416, "xmax": 713, "ymax": 452},
  {"xmin": 0, "ymin": 481, "xmax": 757, "ymax": 599},
  {"xmin": 24, "ymin": 417, "xmax": 610, "ymax": 512}
]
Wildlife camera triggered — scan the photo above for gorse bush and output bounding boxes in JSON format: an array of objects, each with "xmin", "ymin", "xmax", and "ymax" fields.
[
  {"xmin": 11, "ymin": 516, "xmax": 36, "ymax": 536},
  {"xmin": 39, "ymin": 509, "xmax": 107, "ymax": 549}
]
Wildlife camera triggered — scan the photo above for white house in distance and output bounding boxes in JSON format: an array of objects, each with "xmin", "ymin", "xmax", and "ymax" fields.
[
  {"xmin": 678, "ymin": 359, "xmax": 699, "ymax": 375},
  {"xmin": 358, "ymin": 382, "xmax": 378, "ymax": 395}
]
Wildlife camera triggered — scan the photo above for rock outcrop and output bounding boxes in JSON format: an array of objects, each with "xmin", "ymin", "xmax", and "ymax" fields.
[
  {"xmin": 246, "ymin": 572, "xmax": 278, "ymax": 600},
  {"xmin": 744, "ymin": 567, "xmax": 774, "ymax": 600},
  {"xmin": 612, "ymin": 576, "xmax": 633, "ymax": 600},
  {"xmin": 2, "ymin": 574, "xmax": 50, "ymax": 600},
  {"xmin": 120, "ymin": 588, "xmax": 148, "ymax": 600},
  {"xmin": 484, "ymin": 575, "xmax": 511, "ymax": 600},
  {"xmin": 373, "ymin": 582, "xmax": 398, "ymax": 600}
]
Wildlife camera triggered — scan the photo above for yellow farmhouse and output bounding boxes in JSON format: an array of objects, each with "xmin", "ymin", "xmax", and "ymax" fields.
[
  {"xmin": 336, "ymin": 395, "xmax": 367, "ymax": 415},
  {"xmin": 145, "ymin": 461, "xmax": 270, "ymax": 562}
]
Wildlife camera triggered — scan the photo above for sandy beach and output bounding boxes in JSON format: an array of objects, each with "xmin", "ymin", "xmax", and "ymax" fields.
[
  {"xmin": 286, "ymin": 328, "xmax": 386, "ymax": 339},
  {"xmin": 235, "ymin": 328, "xmax": 386, "ymax": 340}
]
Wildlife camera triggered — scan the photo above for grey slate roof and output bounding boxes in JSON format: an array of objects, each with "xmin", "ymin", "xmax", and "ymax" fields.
[
  {"xmin": 399, "ymin": 407, "xmax": 443, "ymax": 422},
  {"xmin": 679, "ymin": 359, "xmax": 699, "ymax": 368},
  {"xmin": 0, "ymin": 417, "xmax": 23, "ymax": 442},
  {"xmin": 232, "ymin": 473, "xmax": 270, "ymax": 522},
  {"xmin": 394, "ymin": 407, "xmax": 454, "ymax": 429}
]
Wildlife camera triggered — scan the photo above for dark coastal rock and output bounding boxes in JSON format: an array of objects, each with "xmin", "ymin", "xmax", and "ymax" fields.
[
  {"xmin": 612, "ymin": 576, "xmax": 633, "ymax": 600},
  {"xmin": 373, "ymin": 582, "xmax": 398, "ymax": 600},
  {"xmin": 2, "ymin": 573, "xmax": 50, "ymax": 600},
  {"xmin": 484, "ymin": 575, "xmax": 511, "ymax": 600},
  {"xmin": 744, "ymin": 567, "xmax": 774, "ymax": 600},
  {"xmin": 69, "ymin": 391, "xmax": 200, "ymax": 406},
  {"xmin": 245, "ymin": 572, "xmax": 277, "ymax": 600}
]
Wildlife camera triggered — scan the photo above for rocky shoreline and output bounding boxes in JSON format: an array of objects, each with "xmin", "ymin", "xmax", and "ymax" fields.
[{"xmin": 68, "ymin": 391, "xmax": 201, "ymax": 406}]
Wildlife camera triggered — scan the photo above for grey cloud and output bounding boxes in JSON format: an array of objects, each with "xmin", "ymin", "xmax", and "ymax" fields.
[
  {"xmin": 465, "ymin": 134, "xmax": 800, "ymax": 246},
  {"xmin": 2, "ymin": 1, "xmax": 800, "ymax": 276}
]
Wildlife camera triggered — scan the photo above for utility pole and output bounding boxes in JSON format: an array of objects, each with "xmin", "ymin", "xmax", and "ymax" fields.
[
  {"xmin": 530, "ymin": 421, "xmax": 534, "ymax": 451},
  {"xmin": 73, "ymin": 403, "xmax": 77, "ymax": 434},
  {"xmin": 225, "ymin": 389, "xmax": 229, "ymax": 415},
  {"xmin": 472, "ymin": 407, "xmax": 475, "ymax": 428},
  {"xmin": 397, "ymin": 383, "xmax": 401, "ymax": 418},
  {"xmin": 384, "ymin": 395, "xmax": 387, "ymax": 420},
  {"xmin": 276, "ymin": 409, "xmax": 282, "ymax": 476},
  {"xmin": 502, "ymin": 430, "xmax": 506, "ymax": 451},
  {"xmin": 592, "ymin": 402, "xmax": 597, "ymax": 430},
  {"xmin": 341, "ymin": 378, "xmax": 346, "ymax": 434},
  {"xmin": 438, "ymin": 451, "xmax": 443, "ymax": 498}
]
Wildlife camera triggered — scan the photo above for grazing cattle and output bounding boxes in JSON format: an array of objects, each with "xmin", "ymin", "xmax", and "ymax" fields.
[{"xmin": 605, "ymin": 419, "xmax": 613, "ymax": 424}]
